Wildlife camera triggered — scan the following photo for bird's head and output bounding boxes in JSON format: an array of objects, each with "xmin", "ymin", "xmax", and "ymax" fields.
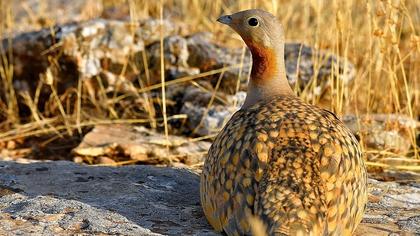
[
  {"xmin": 217, "ymin": 9, "xmax": 285, "ymax": 53},
  {"xmin": 217, "ymin": 9, "xmax": 293, "ymax": 107}
]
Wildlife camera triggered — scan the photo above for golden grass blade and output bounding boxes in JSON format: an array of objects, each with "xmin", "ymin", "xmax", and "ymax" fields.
[
  {"xmin": 76, "ymin": 74, "xmax": 82, "ymax": 134},
  {"xmin": 159, "ymin": 0, "xmax": 171, "ymax": 165},
  {"xmin": 136, "ymin": 64, "xmax": 246, "ymax": 94},
  {"xmin": 366, "ymin": 161, "xmax": 420, "ymax": 171}
]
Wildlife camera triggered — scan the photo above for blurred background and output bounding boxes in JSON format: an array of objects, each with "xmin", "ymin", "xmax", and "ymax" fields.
[{"xmin": 0, "ymin": 0, "xmax": 419, "ymax": 177}]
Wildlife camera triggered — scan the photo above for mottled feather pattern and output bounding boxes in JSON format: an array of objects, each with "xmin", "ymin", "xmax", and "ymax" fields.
[{"xmin": 200, "ymin": 95, "xmax": 367, "ymax": 236}]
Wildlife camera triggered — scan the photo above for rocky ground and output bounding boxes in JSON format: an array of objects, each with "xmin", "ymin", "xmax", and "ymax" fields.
[{"xmin": 0, "ymin": 161, "xmax": 419, "ymax": 235}]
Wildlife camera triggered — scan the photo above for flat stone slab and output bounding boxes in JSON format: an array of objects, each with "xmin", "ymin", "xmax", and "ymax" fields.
[
  {"xmin": 0, "ymin": 161, "xmax": 419, "ymax": 235},
  {"xmin": 0, "ymin": 161, "xmax": 216, "ymax": 236}
]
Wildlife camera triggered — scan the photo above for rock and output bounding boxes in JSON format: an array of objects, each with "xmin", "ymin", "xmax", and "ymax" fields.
[
  {"xmin": 163, "ymin": 81, "xmax": 242, "ymax": 136},
  {"xmin": 178, "ymin": 90, "xmax": 246, "ymax": 136},
  {"xmin": 180, "ymin": 102, "xmax": 231, "ymax": 136},
  {"xmin": 185, "ymin": 32, "xmax": 251, "ymax": 94},
  {"xmin": 0, "ymin": 161, "xmax": 216, "ymax": 235},
  {"xmin": 73, "ymin": 125, "xmax": 211, "ymax": 165},
  {"xmin": 97, "ymin": 156, "xmax": 117, "ymax": 165},
  {"xmin": 284, "ymin": 42, "xmax": 355, "ymax": 92},
  {"xmin": 343, "ymin": 114, "xmax": 418, "ymax": 155},
  {"xmin": 356, "ymin": 179, "xmax": 420, "ymax": 235},
  {"xmin": 1, "ymin": 18, "xmax": 181, "ymax": 102},
  {"xmin": 146, "ymin": 35, "xmax": 200, "ymax": 84},
  {"xmin": 0, "ymin": 160, "xmax": 419, "ymax": 235}
]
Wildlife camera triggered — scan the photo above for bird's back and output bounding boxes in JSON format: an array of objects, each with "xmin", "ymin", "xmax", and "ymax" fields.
[{"xmin": 200, "ymin": 95, "xmax": 367, "ymax": 236}]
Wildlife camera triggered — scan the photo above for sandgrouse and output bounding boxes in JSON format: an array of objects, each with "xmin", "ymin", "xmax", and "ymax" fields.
[{"xmin": 200, "ymin": 9, "xmax": 367, "ymax": 236}]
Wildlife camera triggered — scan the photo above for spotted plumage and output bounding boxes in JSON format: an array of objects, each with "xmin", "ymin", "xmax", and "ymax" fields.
[{"xmin": 200, "ymin": 9, "xmax": 367, "ymax": 236}]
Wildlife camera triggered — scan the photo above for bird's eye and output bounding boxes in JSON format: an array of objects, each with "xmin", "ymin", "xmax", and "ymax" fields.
[{"xmin": 248, "ymin": 17, "xmax": 259, "ymax": 27}]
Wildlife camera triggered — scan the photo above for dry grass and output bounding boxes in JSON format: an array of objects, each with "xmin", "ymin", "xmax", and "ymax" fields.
[{"xmin": 0, "ymin": 0, "xmax": 419, "ymax": 169}]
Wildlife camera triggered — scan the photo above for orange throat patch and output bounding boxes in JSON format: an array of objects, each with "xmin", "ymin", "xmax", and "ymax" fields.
[{"xmin": 248, "ymin": 42, "xmax": 278, "ymax": 82}]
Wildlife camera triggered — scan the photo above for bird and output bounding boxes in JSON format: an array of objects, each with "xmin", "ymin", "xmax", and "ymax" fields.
[{"xmin": 200, "ymin": 9, "xmax": 367, "ymax": 236}]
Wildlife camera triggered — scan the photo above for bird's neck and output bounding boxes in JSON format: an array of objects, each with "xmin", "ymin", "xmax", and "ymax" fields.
[{"xmin": 243, "ymin": 43, "xmax": 294, "ymax": 108}]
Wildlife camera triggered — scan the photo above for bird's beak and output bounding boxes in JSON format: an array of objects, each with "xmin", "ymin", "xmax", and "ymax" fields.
[{"xmin": 217, "ymin": 15, "xmax": 232, "ymax": 25}]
